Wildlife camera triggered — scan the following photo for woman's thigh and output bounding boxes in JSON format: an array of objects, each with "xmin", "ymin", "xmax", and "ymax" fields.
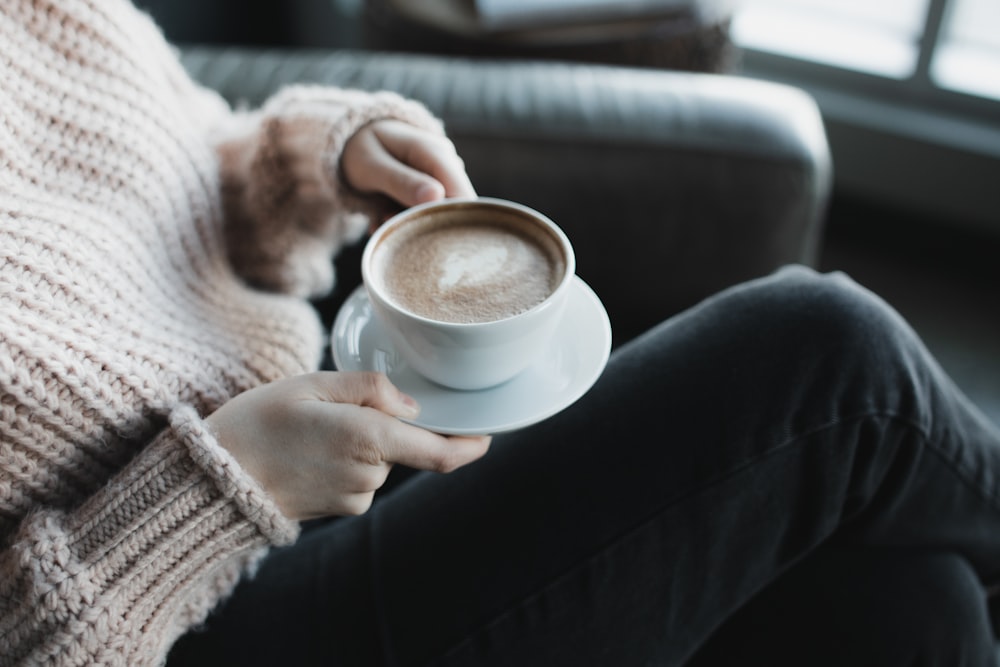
[{"xmin": 170, "ymin": 266, "xmax": 1000, "ymax": 666}]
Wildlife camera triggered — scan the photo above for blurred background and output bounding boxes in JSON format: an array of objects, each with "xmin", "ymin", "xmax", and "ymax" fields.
[{"xmin": 136, "ymin": 0, "xmax": 1000, "ymax": 425}]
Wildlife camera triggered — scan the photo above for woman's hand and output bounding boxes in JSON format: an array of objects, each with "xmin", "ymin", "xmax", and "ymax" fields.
[
  {"xmin": 207, "ymin": 371, "xmax": 490, "ymax": 520},
  {"xmin": 341, "ymin": 119, "xmax": 476, "ymax": 211}
]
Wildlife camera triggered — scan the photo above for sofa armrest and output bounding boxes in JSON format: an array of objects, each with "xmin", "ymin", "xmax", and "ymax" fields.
[{"xmin": 181, "ymin": 48, "xmax": 831, "ymax": 342}]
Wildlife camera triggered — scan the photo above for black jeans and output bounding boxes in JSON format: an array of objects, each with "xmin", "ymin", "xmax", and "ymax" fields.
[{"xmin": 169, "ymin": 266, "xmax": 1000, "ymax": 666}]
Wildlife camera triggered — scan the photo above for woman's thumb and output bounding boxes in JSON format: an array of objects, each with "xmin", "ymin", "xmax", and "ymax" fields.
[{"xmin": 314, "ymin": 371, "xmax": 421, "ymax": 419}]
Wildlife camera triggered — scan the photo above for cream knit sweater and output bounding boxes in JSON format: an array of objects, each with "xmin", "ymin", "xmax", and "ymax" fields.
[{"xmin": 0, "ymin": 1, "xmax": 445, "ymax": 664}]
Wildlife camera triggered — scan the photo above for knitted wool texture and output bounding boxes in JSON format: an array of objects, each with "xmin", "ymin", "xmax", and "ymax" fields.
[{"xmin": 0, "ymin": 1, "xmax": 445, "ymax": 664}]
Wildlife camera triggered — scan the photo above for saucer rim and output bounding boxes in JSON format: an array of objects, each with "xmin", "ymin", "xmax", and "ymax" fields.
[{"xmin": 331, "ymin": 276, "xmax": 611, "ymax": 435}]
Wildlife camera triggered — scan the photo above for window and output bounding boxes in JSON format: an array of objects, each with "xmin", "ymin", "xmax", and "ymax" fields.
[
  {"xmin": 733, "ymin": 0, "xmax": 1000, "ymax": 106},
  {"xmin": 732, "ymin": 0, "xmax": 930, "ymax": 79},
  {"xmin": 933, "ymin": 0, "xmax": 1000, "ymax": 100},
  {"xmin": 731, "ymin": 0, "xmax": 1000, "ymax": 231}
]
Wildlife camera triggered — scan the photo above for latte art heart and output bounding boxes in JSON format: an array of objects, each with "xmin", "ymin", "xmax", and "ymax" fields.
[{"xmin": 438, "ymin": 244, "xmax": 509, "ymax": 289}]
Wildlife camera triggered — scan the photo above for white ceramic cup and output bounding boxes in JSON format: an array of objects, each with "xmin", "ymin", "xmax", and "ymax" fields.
[{"xmin": 362, "ymin": 197, "xmax": 576, "ymax": 390}]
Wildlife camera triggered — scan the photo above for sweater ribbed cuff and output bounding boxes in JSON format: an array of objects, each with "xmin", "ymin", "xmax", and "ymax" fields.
[
  {"xmin": 59, "ymin": 405, "xmax": 299, "ymax": 568},
  {"xmin": 5, "ymin": 406, "xmax": 301, "ymax": 662},
  {"xmin": 169, "ymin": 405, "xmax": 300, "ymax": 546}
]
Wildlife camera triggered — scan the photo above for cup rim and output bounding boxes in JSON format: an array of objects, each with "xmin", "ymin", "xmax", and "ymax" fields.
[{"xmin": 361, "ymin": 196, "xmax": 576, "ymax": 329}]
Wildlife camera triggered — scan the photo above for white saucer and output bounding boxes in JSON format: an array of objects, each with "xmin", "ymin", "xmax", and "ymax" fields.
[{"xmin": 331, "ymin": 276, "xmax": 612, "ymax": 435}]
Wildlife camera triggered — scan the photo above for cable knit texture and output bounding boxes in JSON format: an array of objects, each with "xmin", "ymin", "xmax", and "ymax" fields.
[{"xmin": 0, "ymin": 0, "xmax": 446, "ymax": 664}]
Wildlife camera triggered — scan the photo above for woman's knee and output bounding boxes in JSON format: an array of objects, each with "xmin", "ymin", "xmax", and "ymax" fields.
[
  {"xmin": 744, "ymin": 265, "xmax": 903, "ymax": 344},
  {"xmin": 725, "ymin": 265, "xmax": 923, "ymax": 377}
]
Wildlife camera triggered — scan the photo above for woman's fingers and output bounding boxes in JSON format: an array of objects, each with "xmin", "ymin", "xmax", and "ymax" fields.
[
  {"xmin": 383, "ymin": 425, "xmax": 492, "ymax": 474},
  {"xmin": 372, "ymin": 121, "xmax": 476, "ymax": 200},
  {"xmin": 309, "ymin": 370, "xmax": 420, "ymax": 419},
  {"xmin": 209, "ymin": 371, "xmax": 490, "ymax": 520},
  {"xmin": 341, "ymin": 120, "xmax": 476, "ymax": 209},
  {"xmin": 310, "ymin": 371, "xmax": 491, "ymax": 473}
]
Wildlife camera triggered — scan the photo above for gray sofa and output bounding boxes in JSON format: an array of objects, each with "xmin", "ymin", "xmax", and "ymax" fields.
[{"xmin": 181, "ymin": 47, "xmax": 831, "ymax": 344}]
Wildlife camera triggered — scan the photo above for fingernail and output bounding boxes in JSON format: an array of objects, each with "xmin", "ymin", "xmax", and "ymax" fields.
[
  {"xmin": 415, "ymin": 182, "xmax": 442, "ymax": 202},
  {"xmin": 399, "ymin": 392, "xmax": 420, "ymax": 417}
]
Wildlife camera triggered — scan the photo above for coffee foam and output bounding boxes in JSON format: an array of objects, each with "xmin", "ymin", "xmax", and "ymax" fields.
[{"xmin": 374, "ymin": 211, "xmax": 566, "ymax": 324}]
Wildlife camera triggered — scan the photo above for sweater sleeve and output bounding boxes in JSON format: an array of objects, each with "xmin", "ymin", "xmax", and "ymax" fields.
[
  {"xmin": 0, "ymin": 406, "xmax": 299, "ymax": 666},
  {"xmin": 138, "ymin": 8, "xmax": 447, "ymax": 298},
  {"xmin": 212, "ymin": 85, "xmax": 447, "ymax": 299}
]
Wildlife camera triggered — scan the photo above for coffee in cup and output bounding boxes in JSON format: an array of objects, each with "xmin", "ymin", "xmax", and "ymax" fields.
[
  {"xmin": 362, "ymin": 197, "xmax": 575, "ymax": 390},
  {"xmin": 375, "ymin": 211, "xmax": 566, "ymax": 324}
]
